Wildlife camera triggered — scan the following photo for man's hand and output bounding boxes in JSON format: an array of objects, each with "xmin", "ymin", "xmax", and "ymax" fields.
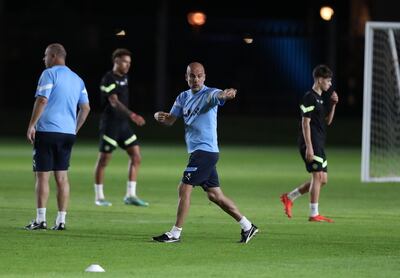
[
  {"xmin": 218, "ymin": 88, "xmax": 237, "ymax": 101},
  {"xmin": 331, "ymin": 91, "xmax": 339, "ymax": 105},
  {"xmin": 305, "ymin": 147, "xmax": 314, "ymax": 163},
  {"xmin": 154, "ymin": 111, "xmax": 170, "ymax": 123},
  {"xmin": 26, "ymin": 126, "xmax": 36, "ymax": 144},
  {"xmin": 130, "ymin": 113, "xmax": 146, "ymax": 126}
]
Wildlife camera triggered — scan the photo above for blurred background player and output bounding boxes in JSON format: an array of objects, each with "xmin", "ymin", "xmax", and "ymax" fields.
[
  {"xmin": 25, "ymin": 43, "xmax": 90, "ymax": 230},
  {"xmin": 280, "ymin": 64, "xmax": 338, "ymax": 222},
  {"xmin": 152, "ymin": 62, "xmax": 258, "ymax": 243},
  {"xmin": 93, "ymin": 48, "xmax": 148, "ymax": 207}
]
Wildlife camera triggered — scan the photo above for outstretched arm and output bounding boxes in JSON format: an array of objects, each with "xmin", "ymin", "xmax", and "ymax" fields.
[
  {"xmin": 326, "ymin": 91, "xmax": 338, "ymax": 125},
  {"xmin": 108, "ymin": 94, "xmax": 145, "ymax": 126},
  {"xmin": 154, "ymin": 111, "xmax": 177, "ymax": 126},
  {"xmin": 217, "ymin": 88, "xmax": 237, "ymax": 101},
  {"xmin": 26, "ymin": 96, "xmax": 48, "ymax": 144}
]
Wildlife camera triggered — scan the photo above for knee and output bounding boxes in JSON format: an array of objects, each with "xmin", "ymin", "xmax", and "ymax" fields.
[
  {"xmin": 207, "ymin": 191, "xmax": 223, "ymax": 204},
  {"xmin": 318, "ymin": 173, "xmax": 328, "ymax": 186},
  {"xmin": 98, "ymin": 156, "xmax": 110, "ymax": 168},
  {"xmin": 312, "ymin": 172, "xmax": 327, "ymax": 186},
  {"xmin": 130, "ymin": 153, "xmax": 141, "ymax": 166},
  {"xmin": 207, "ymin": 192, "xmax": 217, "ymax": 203},
  {"xmin": 55, "ymin": 175, "xmax": 68, "ymax": 185},
  {"xmin": 178, "ymin": 184, "xmax": 192, "ymax": 200}
]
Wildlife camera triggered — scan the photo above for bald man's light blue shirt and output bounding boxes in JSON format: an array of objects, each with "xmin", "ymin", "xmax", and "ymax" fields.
[
  {"xmin": 35, "ymin": 65, "xmax": 89, "ymax": 135},
  {"xmin": 170, "ymin": 86, "xmax": 224, "ymax": 153}
]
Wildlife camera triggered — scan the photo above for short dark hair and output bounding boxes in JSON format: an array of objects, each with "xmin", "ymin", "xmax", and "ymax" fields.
[
  {"xmin": 312, "ymin": 64, "xmax": 332, "ymax": 79},
  {"xmin": 47, "ymin": 43, "xmax": 67, "ymax": 59},
  {"xmin": 112, "ymin": 48, "xmax": 131, "ymax": 62}
]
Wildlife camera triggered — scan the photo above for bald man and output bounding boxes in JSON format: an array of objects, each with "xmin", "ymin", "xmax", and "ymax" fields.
[
  {"xmin": 25, "ymin": 43, "xmax": 90, "ymax": 231},
  {"xmin": 153, "ymin": 62, "xmax": 258, "ymax": 243}
]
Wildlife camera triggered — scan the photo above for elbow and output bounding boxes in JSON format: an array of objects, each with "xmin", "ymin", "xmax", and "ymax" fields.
[
  {"xmin": 83, "ymin": 104, "xmax": 91, "ymax": 113},
  {"xmin": 37, "ymin": 96, "xmax": 48, "ymax": 105},
  {"xmin": 108, "ymin": 98, "xmax": 118, "ymax": 108}
]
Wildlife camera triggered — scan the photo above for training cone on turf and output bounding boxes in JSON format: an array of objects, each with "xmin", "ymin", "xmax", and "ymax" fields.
[{"xmin": 85, "ymin": 264, "xmax": 105, "ymax": 272}]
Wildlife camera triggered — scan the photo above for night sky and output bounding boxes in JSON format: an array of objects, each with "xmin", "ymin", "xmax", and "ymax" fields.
[{"xmin": 1, "ymin": 0, "xmax": 400, "ymax": 121}]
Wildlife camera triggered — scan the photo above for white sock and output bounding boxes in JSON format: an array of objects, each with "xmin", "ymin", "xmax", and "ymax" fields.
[
  {"xmin": 288, "ymin": 188, "xmax": 301, "ymax": 201},
  {"xmin": 310, "ymin": 203, "xmax": 319, "ymax": 217},
  {"xmin": 239, "ymin": 216, "xmax": 252, "ymax": 232},
  {"xmin": 126, "ymin": 181, "xmax": 137, "ymax": 197},
  {"xmin": 56, "ymin": 211, "xmax": 67, "ymax": 225},
  {"xmin": 94, "ymin": 184, "xmax": 105, "ymax": 200},
  {"xmin": 36, "ymin": 208, "xmax": 46, "ymax": 223},
  {"xmin": 170, "ymin": 225, "xmax": 182, "ymax": 238}
]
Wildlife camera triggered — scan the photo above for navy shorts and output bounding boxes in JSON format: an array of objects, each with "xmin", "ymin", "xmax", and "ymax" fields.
[
  {"xmin": 182, "ymin": 150, "xmax": 219, "ymax": 190},
  {"xmin": 99, "ymin": 121, "xmax": 138, "ymax": 153},
  {"xmin": 299, "ymin": 145, "xmax": 328, "ymax": 173},
  {"xmin": 33, "ymin": 131, "xmax": 76, "ymax": 172}
]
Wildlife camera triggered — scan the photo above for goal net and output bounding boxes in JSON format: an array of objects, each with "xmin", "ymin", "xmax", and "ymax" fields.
[{"xmin": 362, "ymin": 22, "xmax": 400, "ymax": 182}]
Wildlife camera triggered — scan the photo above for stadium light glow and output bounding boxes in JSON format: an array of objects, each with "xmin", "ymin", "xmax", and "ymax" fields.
[
  {"xmin": 243, "ymin": 35, "xmax": 254, "ymax": 44},
  {"xmin": 116, "ymin": 30, "xmax": 126, "ymax": 36},
  {"xmin": 320, "ymin": 6, "xmax": 334, "ymax": 21},
  {"xmin": 187, "ymin": 12, "xmax": 206, "ymax": 26}
]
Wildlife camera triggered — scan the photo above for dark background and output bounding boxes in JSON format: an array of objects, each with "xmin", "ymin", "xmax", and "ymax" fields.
[{"xmin": 1, "ymin": 0, "xmax": 399, "ymax": 144}]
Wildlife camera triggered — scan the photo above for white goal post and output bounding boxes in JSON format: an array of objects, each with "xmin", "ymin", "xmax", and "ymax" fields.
[{"xmin": 361, "ymin": 21, "xmax": 400, "ymax": 182}]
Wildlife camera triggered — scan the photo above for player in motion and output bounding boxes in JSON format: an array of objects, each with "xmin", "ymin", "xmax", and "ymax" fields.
[
  {"xmin": 93, "ymin": 48, "xmax": 148, "ymax": 207},
  {"xmin": 152, "ymin": 62, "xmax": 258, "ymax": 243},
  {"xmin": 280, "ymin": 64, "xmax": 339, "ymax": 222}
]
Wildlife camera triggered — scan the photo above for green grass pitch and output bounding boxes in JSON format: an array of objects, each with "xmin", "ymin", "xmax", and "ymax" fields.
[{"xmin": 0, "ymin": 140, "xmax": 399, "ymax": 277}]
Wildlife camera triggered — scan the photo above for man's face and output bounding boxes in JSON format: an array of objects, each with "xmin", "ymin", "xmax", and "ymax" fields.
[
  {"xmin": 115, "ymin": 55, "xmax": 131, "ymax": 75},
  {"xmin": 319, "ymin": 77, "xmax": 332, "ymax": 91},
  {"xmin": 43, "ymin": 47, "xmax": 55, "ymax": 68},
  {"xmin": 186, "ymin": 65, "xmax": 205, "ymax": 92}
]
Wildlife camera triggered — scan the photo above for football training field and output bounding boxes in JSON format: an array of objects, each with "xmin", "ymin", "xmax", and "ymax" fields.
[{"xmin": 0, "ymin": 141, "xmax": 399, "ymax": 277}]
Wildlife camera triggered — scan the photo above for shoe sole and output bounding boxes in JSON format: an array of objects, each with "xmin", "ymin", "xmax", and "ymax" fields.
[
  {"xmin": 25, "ymin": 227, "xmax": 47, "ymax": 231},
  {"xmin": 124, "ymin": 202, "xmax": 149, "ymax": 206},
  {"xmin": 95, "ymin": 203, "xmax": 112, "ymax": 207},
  {"xmin": 152, "ymin": 238, "xmax": 180, "ymax": 243},
  {"xmin": 309, "ymin": 219, "xmax": 334, "ymax": 223}
]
